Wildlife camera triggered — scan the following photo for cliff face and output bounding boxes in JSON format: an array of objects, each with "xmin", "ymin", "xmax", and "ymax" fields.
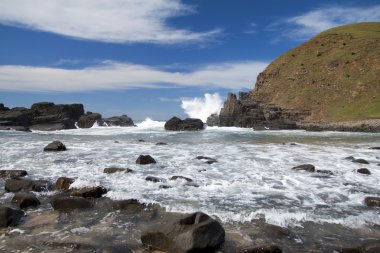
[{"xmin": 214, "ymin": 22, "xmax": 380, "ymax": 129}]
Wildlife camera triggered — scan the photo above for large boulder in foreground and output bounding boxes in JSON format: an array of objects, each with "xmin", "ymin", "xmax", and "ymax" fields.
[
  {"xmin": 0, "ymin": 206, "xmax": 24, "ymax": 228},
  {"xmin": 44, "ymin": 141, "xmax": 67, "ymax": 151},
  {"xmin": 141, "ymin": 212, "xmax": 225, "ymax": 253},
  {"xmin": 164, "ymin": 117, "xmax": 204, "ymax": 131},
  {"xmin": 5, "ymin": 178, "xmax": 52, "ymax": 192},
  {"xmin": 77, "ymin": 112, "xmax": 103, "ymax": 128},
  {"xmin": 136, "ymin": 155, "xmax": 157, "ymax": 165}
]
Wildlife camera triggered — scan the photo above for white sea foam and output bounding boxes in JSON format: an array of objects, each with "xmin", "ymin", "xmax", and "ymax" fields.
[
  {"xmin": 137, "ymin": 118, "xmax": 165, "ymax": 128},
  {"xmin": 181, "ymin": 93, "xmax": 223, "ymax": 122}
]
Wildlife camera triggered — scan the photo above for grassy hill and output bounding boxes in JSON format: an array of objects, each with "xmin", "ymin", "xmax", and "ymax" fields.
[{"xmin": 251, "ymin": 22, "xmax": 380, "ymax": 122}]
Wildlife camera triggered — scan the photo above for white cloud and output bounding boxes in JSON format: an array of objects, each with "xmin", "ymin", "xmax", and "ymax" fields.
[
  {"xmin": 0, "ymin": 0, "xmax": 220, "ymax": 44},
  {"xmin": 267, "ymin": 5, "xmax": 380, "ymax": 41},
  {"xmin": 0, "ymin": 61, "xmax": 268, "ymax": 91},
  {"xmin": 244, "ymin": 22, "xmax": 257, "ymax": 34}
]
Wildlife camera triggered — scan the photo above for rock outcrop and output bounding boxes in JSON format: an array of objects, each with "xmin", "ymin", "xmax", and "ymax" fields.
[
  {"xmin": 77, "ymin": 112, "xmax": 103, "ymax": 128},
  {"xmin": 103, "ymin": 115, "xmax": 134, "ymax": 126},
  {"xmin": 165, "ymin": 117, "xmax": 204, "ymax": 131}
]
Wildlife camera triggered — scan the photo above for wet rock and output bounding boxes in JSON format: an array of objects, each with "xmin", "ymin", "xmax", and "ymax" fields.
[
  {"xmin": 138, "ymin": 139, "xmax": 145, "ymax": 142},
  {"xmin": 263, "ymin": 224, "xmax": 291, "ymax": 238},
  {"xmin": 205, "ymin": 159, "xmax": 218, "ymax": 164},
  {"xmin": 362, "ymin": 242, "xmax": 380, "ymax": 253},
  {"xmin": 316, "ymin": 170, "xmax": 334, "ymax": 175},
  {"xmin": 136, "ymin": 155, "xmax": 156, "ymax": 165},
  {"xmin": 159, "ymin": 185, "xmax": 172, "ymax": 189},
  {"xmin": 0, "ymin": 205, "xmax": 24, "ymax": 228},
  {"xmin": 103, "ymin": 167, "xmax": 133, "ymax": 174},
  {"xmin": 100, "ymin": 245, "xmax": 133, "ymax": 253},
  {"xmin": 103, "ymin": 115, "xmax": 134, "ymax": 127},
  {"xmin": 11, "ymin": 192, "xmax": 41, "ymax": 209},
  {"xmin": 170, "ymin": 176, "xmax": 193, "ymax": 182},
  {"xmin": 0, "ymin": 170, "xmax": 28, "ymax": 179},
  {"xmin": 156, "ymin": 142, "xmax": 167, "ymax": 145},
  {"xmin": 206, "ymin": 113, "xmax": 220, "ymax": 126},
  {"xmin": 345, "ymin": 156, "xmax": 355, "ymax": 161},
  {"xmin": 5, "ymin": 178, "xmax": 52, "ymax": 192},
  {"xmin": 164, "ymin": 116, "xmax": 204, "ymax": 131},
  {"xmin": 145, "ymin": 176, "xmax": 164, "ymax": 183},
  {"xmin": 43, "ymin": 140, "xmax": 67, "ymax": 151},
  {"xmin": 70, "ymin": 186, "xmax": 108, "ymax": 198},
  {"xmin": 291, "ymin": 164, "xmax": 315, "ymax": 172},
  {"xmin": 51, "ymin": 196, "xmax": 93, "ymax": 210},
  {"xmin": 141, "ymin": 212, "xmax": 225, "ymax": 252},
  {"xmin": 77, "ymin": 112, "xmax": 103, "ymax": 128},
  {"xmin": 364, "ymin": 197, "xmax": 380, "ymax": 207},
  {"xmin": 357, "ymin": 168, "xmax": 371, "ymax": 175},
  {"xmin": 239, "ymin": 245, "xmax": 282, "ymax": 253},
  {"xmin": 369, "ymin": 147, "xmax": 380, "ymax": 150},
  {"xmin": 196, "ymin": 156, "xmax": 218, "ymax": 164},
  {"xmin": 113, "ymin": 199, "xmax": 148, "ymax": 212},
  {"xmin": 55, "ymin": 177, "xmax": 75, "ymax": 191},
  {"xmin": 335, "ymin": 247, "xmax": 361, "ymax": 253},
  {"xmin": 353, "ymin": 158, "xmax": 369, "ymax": 164}
]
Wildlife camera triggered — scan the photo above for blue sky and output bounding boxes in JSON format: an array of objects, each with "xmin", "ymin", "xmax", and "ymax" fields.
[{"xmin": 0, "ymin": 0, "xmax": 379, "ymax": 121}]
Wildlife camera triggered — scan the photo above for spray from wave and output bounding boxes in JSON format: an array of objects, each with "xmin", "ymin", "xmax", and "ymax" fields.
[{"xmin": 181, "ymin": 93, "xmax": 223, "ymax": 122}]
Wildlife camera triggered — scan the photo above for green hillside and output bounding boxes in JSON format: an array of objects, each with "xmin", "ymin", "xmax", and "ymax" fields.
[{"xmin": 251, "ymin": 22, "xmax": 380, "ymax": 122}]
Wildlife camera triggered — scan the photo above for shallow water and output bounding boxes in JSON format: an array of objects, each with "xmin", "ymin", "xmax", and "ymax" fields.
[{"xmin": 1, "ymin": 121, "xmax": 380, "ymax": 251}]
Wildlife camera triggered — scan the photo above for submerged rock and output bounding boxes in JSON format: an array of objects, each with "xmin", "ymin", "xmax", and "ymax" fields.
[
  {"xmin": 11, "ymin": 192, "xmax": 41, "ymax": 209},
  {"xmin": 357, "ymin": 168, "xmax": 371, "ymax": 175},
  {"xmin": 170, "ymin": 176, "xmax": 193, "ymax": 182},
  {"xmin": 164, "ymin": 116, "xmax": 204, "ymax": 131},
  {"xmin": 364, "ymin": 197, "xmax": 380, "ymax": 207},
  {"xmin": 103, "ymin": 167, "xmax": 133, "ymax": 174},
  {"xmin": 196, "ymin": 156, "xmax": 218, "ymax": 164},
  {"xmin": 141, "ymin": 212, "xmax": 225, "ymax": 252},
  {"xmin": 239, "ymin": 245, "xmax": 282, "ymax": 253},
  {"xmin": 0, "ymin": 170, "xmax": 28, "ymax": 179},
  {"xmin": 5, "ymin": 178, "xmax": 52, "ymax": 192},
  {"xmin": 136, "ymin": 155, "xmax": 157, "ymax": 165},
  {"xmin": 353, "ymin": 158, "xmax": 370, "ymax": 164},
  {"xmin": 0, "ymin": 205, "xmax": 24, "ymax": 228},
  {"xmin": 291, "ymin": 164, "xmax": 315, "ymax": 172},
  {"xmin": 51, "ymin": 196, "xmax": 93, "ymax": 210},
  {"xmin": 55, "ymin": 177, "xmax": 75, "ymax": 192},
  {"xmin": 43, "ymin": 141, "xmax": 67, "ymax": 151},
  {"xmin": 316, "ymin": 169, "xmax": 334, "ymax": 175},
  {"xmin": 145, "ymin": 176, "xmax": 164, "ymax": 183},
  {"xmin": 70, "ymin": 186, "xmax": 108, "ymax": 198}
]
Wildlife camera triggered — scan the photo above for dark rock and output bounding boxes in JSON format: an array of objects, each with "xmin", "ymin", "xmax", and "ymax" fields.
[
  {"xmin": 77, "ymin": 112, "xmax": 103, "ymax": 128},
  {"xmin": 100, "ymin": 245, "xmax": 132, "ymax": 253},
  {"xmin": 292, "ymin": 164, "xmax": 315, "ymax": 172},
  {"xmin": 138, "ymin": 139, "xmax": 145, "ymax": 142},
  {"xmin": 353, "ymin": 158, "xmax": 370, "ymax": 164},
  {"xmin": 369, "ymin": 147, "xmax": 380, "ymax": 150},
  {"xmin": 335, "ymin": 247, "xmax": 361, "ymax": 253},
  {"xmin": 0, "ymin": 205, "xmax": 24, "ymax": 228},
  {"xmin": 196, "ymin": 156, "xmax": 218, "ymax": 164},
  {"xmin": 103, "ymin": 167, "xmax": 133, "ymax": 174},
  {"xmin": 103, "ymin": 115, "xmax": 134, "ymax": 127},
  {"xmin": 0, "ymin": 107, "xmax": 33, "ymax": 127},
  {"xmin": 43, "ymin": 140, "xmax": 67, "ymax": 151},
  {"xmin": 141, "ymin": 212, "xmax": 225, "ymax": 253},
  {"xmin": 159, "ymin": 185, "xmax": 172, "ymax": 189},
  {"xmin": 113, "ymin": 199, "xmax": 147, "ymax": 212},
  {"xmin": 164, "ymin": 116, "xmax": 204, "ymax": 131},
  {"xmin": 55, "ymin": 177, "xmax": 75, "ymax": 191},
  {"xmin": 51, "ymin": 196, "xmax": 93, "ymax": 210},
  {"xmin": 5, "ymin": 178, "xmax": 52, "ymax": 192},
  {"xmin": 357, "ymin": 168, "xmax": 371, "ymax": 175},
  {"xmin": 206, "ymin": 113, "xmax": 220, "ymax": 126},
  {"xmin": 11, "ymin": 192, "xmax": 41, "ymax": 209},
  {"xmin": 364, "ymin": 197, "xmax": 380, "ymax": 207},
  {"xmin": 70, "ymin": 186, "xmax": 108, "ymax": 198},
  {"xmin": 170, "ymin": 176, "xmax": 193, "ymax": 182},
  {"xmin": 362, "ymin": 242, "xmax": 380, "ymax": 253},
  {"xmin": 240, "ymin": 245, "xmax": 282, "ymax": 253},
  {"xmin": 0, "ymin": 103, "xmax": 9, "ymax": 111},
  {"xmin": 146, "ymin": 176, "xmax": 164, "ymax": 183},
  {"xmin": 156, "ymin": 142, "xmax": 167, "ymax": 145},
  {"xmin": 136, "ymin": 155, "xmax": 156, "ymax": 165},
  {"xmin": 263, "ymin": 224, "xmax": 291, "ymax": 237},
  {"xmin": 0, "ymin": 170, "xmax": 28, "ymax": 179},
  {"xmin": 30, "ymin": 123, "xmax": 66, "ymax": 131},
  {"xmin": 0, "ymin": 125, "xmax": 31, "ymax": 132},
  {"xmin": 345, "ymin": 156, "xmax": 356, "ymax": 161},
  {"xmin": 316, "ymin": 170, "xmax": 334, "ymax": 175},
  {"xmin": 205, "ymin": 159, "xmax": 217, "ymax": 164}
]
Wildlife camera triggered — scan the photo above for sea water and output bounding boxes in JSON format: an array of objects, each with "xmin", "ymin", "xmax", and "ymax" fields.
[{"xmin": 1, "ymin": 119, "xmax": 379, "ymax": 231}]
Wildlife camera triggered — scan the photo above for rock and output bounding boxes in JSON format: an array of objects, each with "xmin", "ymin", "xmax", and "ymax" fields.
[
  {"xmin": 369, "ymin": 147, "xmax": 380, "ymax": 150},
  {"xmin": 141, "ymin": 212, "xmax": 225, "ymax": 252},
  {"xmin": 362, "ymin": 242, "xmax": 380, "ymax": 253},
  {"xmin": 316, "ymin": 170, "xmax": 333, "ymax": 175},
  {"xmin": 55, "ymin": 177, "xmax": 75, "ymax": 191},
  {"xmin": 30, "ymin": 123, "xmax": 66, "ymax": 131},
  {"xmin": 100, "ymin": 245, "xmax": 133, "ymax": 253},
  {"xmin": 206, "ymin": 114, "xmax": 220, "ymax": 126},
  {"xmin": 170, "ymin": 176, "xmax": 193, "ymax": 182},
  {"xmin": 205, "ymin": 160, "xmax": 217, "ymax": 164},
  {"xmin": 0, "ymin": 107, "xmax": 34, "ymax": 127},
  {"xmin": 159, "ymin": 185, "xmax": 172, "ymax": 189},
  {"xmin": 5, "ymin": 178, "xmax": 52, "ymax": 192},
  {"xmin": 138, "ymin": 139, "xmax": 145, "ymax": 142},
  {"xmin": 345, "ymin": 156, "xmax": 356, "ymax": 161},
  {"xmin": 291, "ymin": 164, "xmax": 315, "ymax": 172},
  {"xmin": 43, "ymin": 140, "xmax": 67, "ymax": 151},
  {"xmin": 0, "ymin": 103, "xmax": 9, "ymax": 111},
  {"xmin": 0, "ymin": 170, "xmax": 28, "ymax": 179},
  {"xmin": 263, "ymin": 224, "xmax": 291, "ymax": 238},
  {"xmin": 0, "ymin": 205, "xmax": 24, "ymax": 228},
  {"xmin": 103, "ymin": 115, "xmax": 134, "ymax": 127},
  {"xmin": 0, "ymin": 125, "xmax": 31, "ymax": 131},
  {"xmin": 103, "ymin": 167, "xmax": 133, "ymax": 174},
  {"xmin": 240, "ymin": 245, "xmax": 282, "ymax": 253},
  {"xmin": 357, "ymin": 168, "xmax": 371, "ymax": 175},
  {"xmin": 113, "ymin": 199, "xmax": 148, "ymax": 212},
  {"xmin": 352, "ymin": 158, "xmax": 370, "ymax": 164},
  {"xmin": 70, "ymin": 186, "xmax": 108, "ymax": 198},
  {"xmin": 136, "ymin": 155, "xmax": 157, "ymax": 165},
  {"xmin": 51, "ymin": 196, "xmax": 93, "ymax": 210},
  {"xmin": 156, "ymin": 142, "xmax": 167, "ymax": 145},
  {"xmin": 164, "ymin": 117, "xmax": 204, "ymax": 131},
  {"xmin": 11, "ymin": 192, "xmax": 41, "ymax": 209},
  {"xmin": 196, "ymin": 156, "xmax": 218, "ymax": 164},
  {"xmin": 77, "ymin": 112, "xmax": 103, "ymax": 128},
  {"xmin": 146, "ymin": 176, "xmax": 164, "ymax": 183},
  {"xmin": 364, "ymin": 197, "xmax": 380, "ymax": 207}
]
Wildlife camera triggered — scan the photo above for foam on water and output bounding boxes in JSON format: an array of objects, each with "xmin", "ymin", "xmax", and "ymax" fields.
[{"xmin": 1, "ymin": 127, "xmax": 380, "ymax": 229}]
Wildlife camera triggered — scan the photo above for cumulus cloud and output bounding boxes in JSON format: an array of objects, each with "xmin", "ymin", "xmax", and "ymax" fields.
[
  {"xmin": 0, "ymin": 0, "xmax": 220, "ymax": 44},
  {"xmin": 267, "ymin": 5, "xmax": 380, "ymax": 41},
  {"xmin": 0, "ymin": 61, "xmax": 268, "ymax": 91}
]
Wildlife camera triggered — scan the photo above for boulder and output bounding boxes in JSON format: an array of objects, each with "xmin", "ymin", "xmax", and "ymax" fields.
[
  {"xmin": 357, "ymin": 168, "xmax": 371, "ymax": 175},
  {"xmin": 70, "ymin": 186, "xmax": 108, "ymax": 198},
  {"xmin": 55, "ymin": 177, "xmax": 75, "ymax": 191},
  {"xmin": 239, "ymin": 245, "xmax": 282, "ymax": 253},
  {"xmin": 44, "ymin": 141, "xmax": 67, "ymax": 151},
  {"xmin": 103, "ymin": 167, "xmax": 133, "ymax": 174},
  {"xmin": 103, "ymin": 115, "xmax": 134, "ymax": 127},
  {"xmin": 352, "ymin": 158, "xmax": 369, "ymax": 164},
  {"xmin": 291, "ymin": 164, "xmax": 315, "ymax": 172},
  {"xmin": 316, "ymin": 170, "xmax": 333, "ymax": 175},
  {"xmin": 364, "ymin": 197, "xmax": 380, "ymax": 207},
  {"xmin": 11, "ymin": 192, "xmax": 41, "ymax": 209},
  {"xmin": 145, "ymin": 176, "xmax": 164, "ymax": 183},
  {"xmin": 0, "ymin": 205, "xmax": 24, "ymax": 228},
  {"xmin": 100, "ymin": 245, "xmax": 133, "ymax": 253},
  {"xmin": 170, "ymin": 176, "xmax": 193, "ymax": 182},
  {"xmin": 5, "ymin": 178, "xmax": 52, "ymax": 192},
  {"xmin": 164, "ymin": 117, "xmax": 204, "ymax": 131},
  {"xmin": 369, "ymin": 146, "xmax": 380, "ymax": 150},
  {"xmin": 136, "ymin": 155, "xmax": 156, "ymax": 165},
  {"xmin": 51, "ymin": 196, "xmax": 93, "ymax": 210},
  {"xmin": 141, "ymin": 212, "xmax": 225, "ymax": 252},
  {"xmin": 0, "ymin": 170, "xmax": 28, "ymax": 179},
  {"xmin": 156, "ymin": 142, "xmax": 167, "ymax": 145},
  {"xmin": 195, "ymin": 156, "xmax": 218, "ymax": 164},
  {"xmin": 77, "ymin": 112, "xmax": 103, "ymax": 128}
]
